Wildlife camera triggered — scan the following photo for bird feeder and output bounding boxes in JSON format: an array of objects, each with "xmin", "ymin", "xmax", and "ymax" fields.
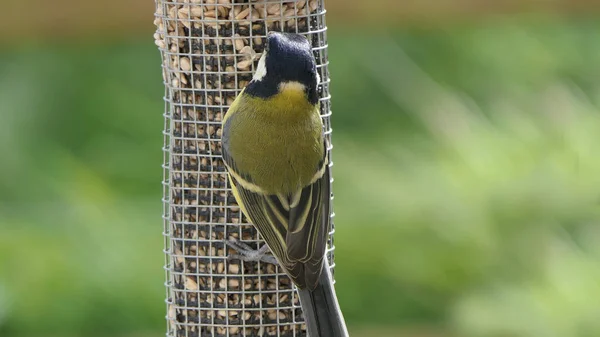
[{"xmin": 153, "ymin": 0, "xmax": 335, "ymax": 336}]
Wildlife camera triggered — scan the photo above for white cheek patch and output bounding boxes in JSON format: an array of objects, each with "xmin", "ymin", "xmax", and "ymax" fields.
[
  {"xmin": 316, "ymin": 70, "xmax": 321, "ymax": 87},
  {"xmin": 253, "ymin": 53, "xmax": 267, "ymax": 81}
]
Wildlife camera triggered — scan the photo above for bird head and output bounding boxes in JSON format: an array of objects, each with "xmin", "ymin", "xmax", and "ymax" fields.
[{"xmin": 245, "ymin": 31, "xmax": 320, "ymax": 105}]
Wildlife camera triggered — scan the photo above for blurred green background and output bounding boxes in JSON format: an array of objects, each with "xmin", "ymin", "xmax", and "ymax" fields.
[{"xmin": 2, "ymin": 1, "xmax": 600, "ymax": 337}]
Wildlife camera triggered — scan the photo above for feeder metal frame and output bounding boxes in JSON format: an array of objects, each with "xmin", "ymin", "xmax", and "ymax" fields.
[{"xmin": 154, "ymin": 1, "xmax": 335, "ymax": 336}]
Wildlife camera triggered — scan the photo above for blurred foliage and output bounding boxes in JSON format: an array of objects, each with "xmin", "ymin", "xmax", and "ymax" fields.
[{"xmin": 1, "ymin": 15, "xmax": 600, "ymax": 337}]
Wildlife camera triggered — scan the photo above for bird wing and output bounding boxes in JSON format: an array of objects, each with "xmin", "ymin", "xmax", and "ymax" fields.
[
  {"xmin": 285, "ymin": 161, "xmax": 330, "ymax": 288},
  {"xmin": 224, "ymin": 142, "xmax": 330, "ymax": 290}
]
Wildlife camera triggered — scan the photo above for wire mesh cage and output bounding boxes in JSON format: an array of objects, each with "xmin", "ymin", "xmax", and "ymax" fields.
[{"xmin": 153, "ymin": 1, "xmax": 335, "ymax": 336}]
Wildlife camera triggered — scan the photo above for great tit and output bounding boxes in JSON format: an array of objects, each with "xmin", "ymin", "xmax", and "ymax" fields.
[{"xmin": 222, "ymin": 31, "xmax": 348, "ymax": 337}]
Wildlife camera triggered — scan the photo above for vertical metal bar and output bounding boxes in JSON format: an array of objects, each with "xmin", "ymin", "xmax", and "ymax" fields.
[{"xmin": 154, "ymin": 1, "xmax": 333, "ymax": 336}]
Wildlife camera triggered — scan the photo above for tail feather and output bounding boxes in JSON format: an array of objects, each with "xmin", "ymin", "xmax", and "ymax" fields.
[{"xmin": 297, "ymin": 260, "xmax": 348, "ymax": 337}]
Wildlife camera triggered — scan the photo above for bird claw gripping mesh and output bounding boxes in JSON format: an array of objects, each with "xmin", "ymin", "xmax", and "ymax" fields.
[
  {"xmin": 225, "ymin": 238, "xmax": 279, "ymax": 265},
  {"xmin": 154, "ymin": 1, "xmax": 335, "ymax": 336}
]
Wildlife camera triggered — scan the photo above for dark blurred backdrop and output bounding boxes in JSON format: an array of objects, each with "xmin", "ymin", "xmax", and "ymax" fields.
[{"xmin": 2, "ymin": 1, "xmax": 600, "ymax": 337}]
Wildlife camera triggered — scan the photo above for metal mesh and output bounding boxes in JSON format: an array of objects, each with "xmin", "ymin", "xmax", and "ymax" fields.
[{"xmin": 154, "ymin": 1, "xmax": 334, "ymax": 336}]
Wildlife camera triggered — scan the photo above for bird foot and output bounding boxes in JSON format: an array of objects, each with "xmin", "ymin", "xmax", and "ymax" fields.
[{"xmin": 225, "ymin": 238, "xmax": 279, "ymax": 265}]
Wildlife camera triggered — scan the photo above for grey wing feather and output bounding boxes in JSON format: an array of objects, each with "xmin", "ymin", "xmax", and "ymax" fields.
[
  {"xmin": 286, "ymin": 165, "xmax": 330, "ymax": 290},
  {"xmin": 228, "ymin": 175, "xmax": 305, "ymax": 282}
]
